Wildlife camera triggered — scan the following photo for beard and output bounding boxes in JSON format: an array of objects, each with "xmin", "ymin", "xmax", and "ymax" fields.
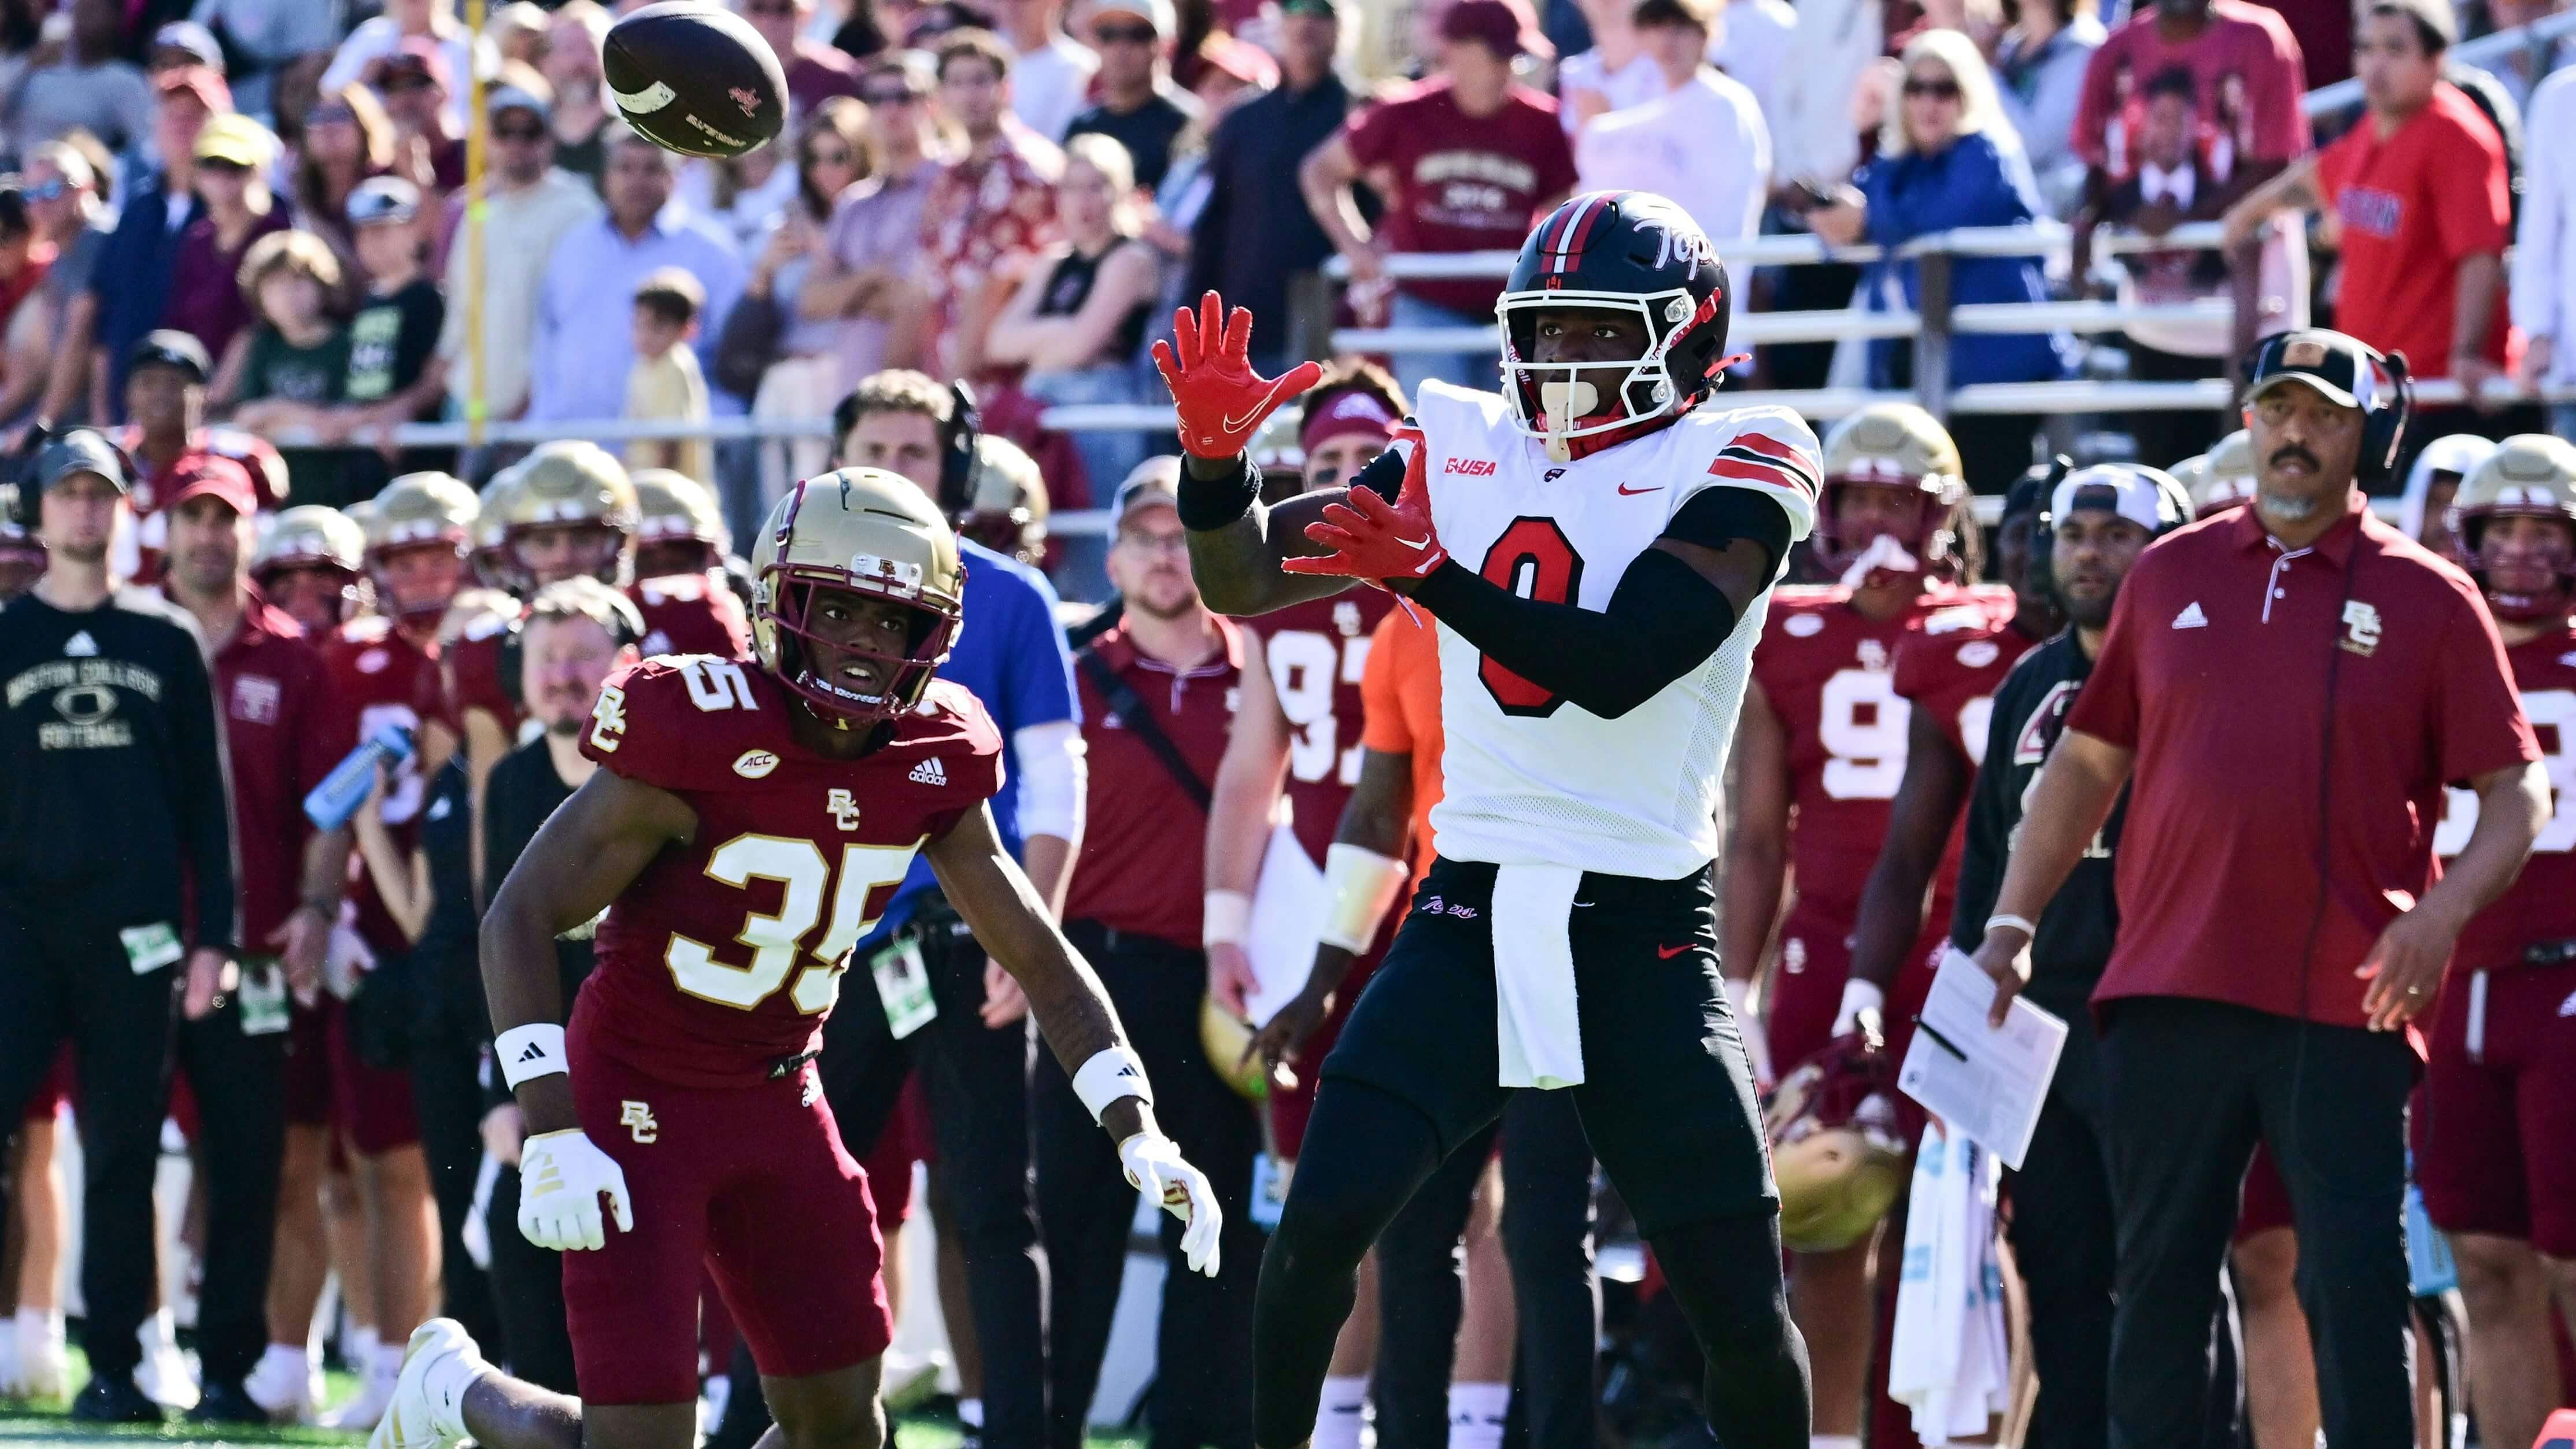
[
  {"xmin": 2063, "ymin": 589, "xmax": 2117, "ymax": 630},
  {"xmin": 54, "ymin": 538, "xmax": 106, "ymax": 567},
  {"xmin": 2257, "ymin": 487, "xmax": 2321, "ymax": 520}
]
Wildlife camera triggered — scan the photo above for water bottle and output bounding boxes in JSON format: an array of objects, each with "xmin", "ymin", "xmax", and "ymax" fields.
[{"xmin": 304, "ymin": 722, "xmax": 415, "ymax": 831}]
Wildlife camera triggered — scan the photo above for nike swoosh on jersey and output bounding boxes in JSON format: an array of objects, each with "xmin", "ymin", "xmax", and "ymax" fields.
[
  {"xmin": 1617, "ymin": 483, "xmax": 1664, "ymax": 496},
  {"xmin": 1397, "ymin": 536, "xmax": 1431, "ymax": 549}
]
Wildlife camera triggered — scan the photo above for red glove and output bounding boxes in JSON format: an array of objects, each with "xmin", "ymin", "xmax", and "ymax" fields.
[
  {"xmin": 1281, "ymin": 470, "xmax": 1448, "ymax": 582},
  {"xmin": 1152, "ymin": 291, "xmax": 1324, "ymax": 460}
]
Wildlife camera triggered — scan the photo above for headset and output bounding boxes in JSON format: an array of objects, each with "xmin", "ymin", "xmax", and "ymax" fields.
[
  {"xmin": 939, "ymin": 380, "xmax": 981, "ymax": 519},
  {"xmin": 2236, "ymin": 335, "xmax": 2415, "ymax": 486}
]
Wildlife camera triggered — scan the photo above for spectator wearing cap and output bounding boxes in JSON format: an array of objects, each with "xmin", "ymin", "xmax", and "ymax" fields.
[
  {"xmin": 1967, "ymin": 328, "xmax": 2551, "ymax": 1449},
  {"xmin": 1574, "ymin": 0, "xmax": 1770, "ymax": 247},
  {"xmin": 320, "ymin": 0, "xmax": 489, "ymax": 138},
  {"xmin": 2222, "ymin": 0, "xmax": 2519, "ymax": 473},
  {"xmin": 527, "ymin": 125, "xmax": 745, "ymax": 428},
  {"xmin": 437, "ymin": 72, "xmax": 601, "ymax": 441},
  {"xmin": 149, "ymin": 21, "xmax": 226, "ymax": 79},
  {"xmin": 1045, "ymin": 458, "xmax": 1261, "ymax": 1449},
  {"xmin": 367, "ymin": 39, "xmax": 465, "ymax": 193},
  {"xmin": 155, "ymin": 450, "xmax": 349, "ymax": 1424},
  {"xmin": 0, "ymin": 184, "xmax": 58, "ymax": 432},
  {"xmin": 2511, "ymin": 67, "xmax": 2576, "ymax": 441},
  {"xmin": 163, "ymin": 113, "xmax": 291, "ymax": 370},
  {"xmin": 75, "ymin": 61, "xmax": 229, "ymax": 421},
  {"xmin": 1300, "ymin": 0, "xmax": 1575, "ymax": 399},
  {"xmin": 337, "ymin": 177, "xmax": 450, "ymax": 491},
  {"xmin": 0, "ymin": 429, "xmax": 236, "ymax": 1425},
  {"xmin": 115, "ymin": 329, "xmax": 290, "ymax": 578},
  {"xmin": 994, "ymin": 0, "xmax": 1100, "ymax": 142},
  {"xmin": 219, "ymin": 230, "xmax": 352, "ymax": 505},
  {"xmin": 292, "ymin": 84, "xmax": 402, "ymax": 297},
  {"xmin": 737, "ymin": 0, "xmax": 867, "ymax": 120},
  {"xmin": 1184, "ymin": 0, "xmax": 1352, "ymax": 376},
  {"xmin": 539, "ymin": 3, "xmax": 616, "ymax": 191},
  {"xmin": 3, "ymin": 0, "xmax": 156, "ymax": 161},
  {"xmin": 1063, "ymin": 0, "xmax": 1201, "ymax": 191},
  {"xmin": 922, "ymin": 30, "xmax": 1064, "ymax": 380},
  {"xmin": 23, "ymin": 139, "xmax": 112, "ymax": 427}
]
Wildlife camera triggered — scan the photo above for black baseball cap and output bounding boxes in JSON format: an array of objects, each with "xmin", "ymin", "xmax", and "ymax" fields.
[
  {"xmin": 36, "ymin": 429, "xmax": 129, "ymax": 494},
  {"xmin": 1281, "ymin": 0, "xmax": 1337, "ymax": 17},
  {"xmin": 130, "ymin": 329, "xmax": 212, "ymax": 383},
  {"xmin": 2242, "ymin": 328, "xmax": 2397, "ymax": 412}
]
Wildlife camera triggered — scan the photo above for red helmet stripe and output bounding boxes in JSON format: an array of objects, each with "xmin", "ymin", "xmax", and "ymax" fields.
[{"xmin": 1543, "ymin": 194, "xmax": 1606, "ymax": 275}]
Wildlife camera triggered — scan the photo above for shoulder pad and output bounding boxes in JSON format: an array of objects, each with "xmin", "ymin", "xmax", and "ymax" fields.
[{"xmin": 581, "ymin": 655, "xmax": 782, "ymax": 790}]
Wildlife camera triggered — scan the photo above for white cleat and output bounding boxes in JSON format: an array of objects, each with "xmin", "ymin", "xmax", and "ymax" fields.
[
  {"xmin": 242, "ymin": 1350, "xmax": 322, "ymax": 1424},
  {"xmin": 134, "ymin": 1318, "xmax": 199, "ymax": 1411},
  {"xmin": 326, "ymin": 1372, "xmax": 395, "ymax": 1432},
  {"xmin": 7, "ymin": 1325, "xmax": 69, "ymax": 1402},
  {"xmin": 369, "ymin": 1319, "xmax": 490, "ymax": 1449}
]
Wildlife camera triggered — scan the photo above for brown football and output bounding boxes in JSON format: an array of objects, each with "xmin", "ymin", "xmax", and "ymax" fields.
[{"xmin": 601, "ymin": 2, "xmax": 789, "ymax": 160}]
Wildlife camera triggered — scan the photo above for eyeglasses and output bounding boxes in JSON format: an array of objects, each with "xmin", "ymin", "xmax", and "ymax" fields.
[
  {"xmin": 491, "ymin": 123, "xmax": 546, "ymax": 142},
  {"xmin": 1115, "ymin": 529, "xmax": 1189, "ymax": 555},
  {"xmin": 861, "ymin": 88, "xmax": 922, "ymax": 105},
  {"xmin": 1093, "ymin": 23, "xmax": 1159, "ymax": 43},
  {"xmin": 1901, "ymin": 76, "xmax": 1961, "ymax": 99}
]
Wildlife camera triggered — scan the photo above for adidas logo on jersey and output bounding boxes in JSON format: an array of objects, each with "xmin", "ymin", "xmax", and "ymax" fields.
[
  {"xmin": 2172, "ymin": 602, "xmax": 2208, "ymax": 630},
  {"xmin": 62, "ymin": 630, "xmax": 97, "ymax": 657},
  {"xmin": 908, "ymin": 758, "xmax": 947, "ymax": 787}
]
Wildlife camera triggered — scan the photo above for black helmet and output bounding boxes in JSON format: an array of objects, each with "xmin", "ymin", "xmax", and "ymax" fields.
[{"xmin": 1497, "ymin": 190, "xmax": 1734, "ymax": 460}]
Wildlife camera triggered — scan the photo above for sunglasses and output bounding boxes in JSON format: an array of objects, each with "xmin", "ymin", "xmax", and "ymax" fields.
[
  {"xmin": 383, "ymin": 73, "xmax": 438, "ymax": 92},
  {"xmin": 197, "ymin": 157, "xmax": 253, "ymax": 175},
  {"xmin": 23, "ymin": 179, "xmax": 70, "ymax": 202},
  {"xmin": 805, "ymin": 146, "xmax": 856, "ymax": 166},
  {"xmin": 861, "ymin": 88, "xmax": 922, "ymax": 105},
  {"xmin": 491, "ymin": 123, "xmax": 546, "ymax": 141},
  {"xmin": 309, "ymin": 104, "xmax": 358, "ymax": 126},
  {"xmin": 1093, "ymin": 23, "xmax": 1158, "ymax": 43},
  {"xmin": 1902, "ymin": 76, "xmax": 1961, "ymax": 99}
]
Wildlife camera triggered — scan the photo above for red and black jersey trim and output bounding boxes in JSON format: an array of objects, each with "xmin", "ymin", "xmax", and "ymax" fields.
[{"xmin": 1707, "ymin": 432, "xmax": 1822, "ymax": 501}]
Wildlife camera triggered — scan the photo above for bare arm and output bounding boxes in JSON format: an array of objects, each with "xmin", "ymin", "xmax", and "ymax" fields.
[
  {"xmin": 352, "ymin": 792, "xmax": 430, "ymax": 942},
  {"xmin": 1966, "ymin": 727, "xmax": 2132, "ymax": 1023},
  {"xmin": 928, "ymin": 803, "xmax": 1164, "ymax": 1145},
  {"xmin": 1206, "ymin": 631, "xmax": 1291, "ymax": 900},
  {"xmin": 1251, "ymin": 746, "xmax": 1414, "ymax": 1071},
  {"xmin": 462, "ymin": 705, "xmax": 513, "ymax": 908},
  {"xmin": 989, "ymin": 245, "xmax": 1161, "ymax": 371},
  {"xmin": 1846, "ymin": 706, "xmax": 1973, "ymax": 993},
  {"xmin": 1298, "ymin": 134, "xmax": 1378, "ymax": 278},
  {"xmin": 2449, "ymin": 252, "xmax": 2504, "ymax": 380},
  {"xmin": 481, "ymin": 768, "xmax": 696, "ymax": 1134},
  {"xmin": 1182, "ymin": 468, "xmax": 1363, "ymax": 616},
  {"xmin": 1718, "ymin": 678, "xmax": 1791, "ymax": 986}
]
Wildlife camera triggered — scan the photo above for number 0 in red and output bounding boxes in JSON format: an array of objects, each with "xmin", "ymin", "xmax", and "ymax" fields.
[{"xmin": 1477, "ymin": 517, "xmax": 1584, "ymax": 716}]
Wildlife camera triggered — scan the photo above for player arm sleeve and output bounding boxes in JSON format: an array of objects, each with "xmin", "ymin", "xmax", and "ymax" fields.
[
  {"xmin": 1406, "ymin": 491, "xmax": 1791, "ymax": 720},
  {"xmin": 1011, "ymin": 719, "xmax": 1087, "ymax": 844}
]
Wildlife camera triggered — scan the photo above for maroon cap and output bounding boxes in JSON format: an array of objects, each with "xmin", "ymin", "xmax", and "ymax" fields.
[
  {"xmin": 163, "ymin": 452, "xmax": 260, "ymax": 519},
  {"xmin": 1302, "ymin": 389, "xmax": 1400, "ymax": 456},
  {"xmin": 1439, "ymin": 0, "xmax": 1551, "ymax": 59},
  {"xmin": 156, "ymin": 64, "xmax": 234, "ymax": 116},
  {"xmin": 371, "ymin": 36, "xmax": 452, "ymax": 91}
]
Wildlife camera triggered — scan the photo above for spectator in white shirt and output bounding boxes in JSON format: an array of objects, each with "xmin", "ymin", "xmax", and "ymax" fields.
[
  {"xmin": 2514, "ymin": 65, "xmax": 2576, "ymax": 436},
  {"xmin": 1710, "ymin": 0, "xmax": 1794, "ymax": 144},
  {"xmin": 319, "ymin": 0, "xmax": 488, "ymax": 136},
  {"xmin": 1558, "ymin": 0, "xmax": 1668, "ymax": 132},
  {"xmin": 1576, "ymin": 0, "xmax": 1771, "ymax": 247},
  {"xmin": 995, "ymin": 0, "xmax": 1100, "ymax": 140},
  {"xmin": 438, "ymin": 80, "xmax": 602, "ymax": 431}
]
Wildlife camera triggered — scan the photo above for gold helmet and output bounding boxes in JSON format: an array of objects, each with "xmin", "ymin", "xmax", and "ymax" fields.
[
  {"xmin": 253, "ymin": 504, "xmax": 365, "ymax": 581},
  {"xmin": 957, "ymin": 435, "xmax": 1048, "ymax": 562},
  {"xmin": 474, "ymin": 465, "xmax": 525, "ymax": 590},
  {"xmin": 2194, "ymin": 429, "xmax": 2257, "ymax": 518},
  {"xmin": 1815, "ymin": 402, "xmax": 1968, "ymax": 587},
  {"xmin": 364, "ymin": 472, "xmax": 479, "ymax": 622},
  {"xmin": 499, "ymin": 441, "xmax": 638, "ymax": 583},
  {"xmin": 2166, "ymin": 452, "xmax": 2209, "ymax": 499},
  {"xmin": 1198, "ymin": 998, "xmax": 1292, "ymax": 1101},
  {"xmin": 2449, "ymin": 434, "xmax": 2576, "ymax": 622},
  {"xmin": 751, "ymin": 468, "xmax": 965, "ymax": 725},
  {"xmin": 1764, "ymin": 1035, "xmax": 1912, "ymax": 1253},
  {"xmin": 632, "ymin": 468, "xmax": 730, "ymax": 564}
]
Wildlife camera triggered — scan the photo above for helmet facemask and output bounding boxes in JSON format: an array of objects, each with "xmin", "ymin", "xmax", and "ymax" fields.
[
  {"xmin": 758, "ymin": 570, "xmax": 958, "ymax": 727},
  {"xmin": 1497, "ymin": 291, "xmax": 1706, "ymax": 461},
  {"xmin": 2464, "ymin": 510, "xmax": 2576, "ymax": 622},
  {"xmin": 1813, "ymin": 475, "xmax": 1959, "ymax": 589}
]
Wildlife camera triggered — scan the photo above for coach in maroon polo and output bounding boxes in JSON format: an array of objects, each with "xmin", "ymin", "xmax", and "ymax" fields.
[{"xmin": 1967, "ymin": 329, "xmax": 2548, "ymax": 1449}]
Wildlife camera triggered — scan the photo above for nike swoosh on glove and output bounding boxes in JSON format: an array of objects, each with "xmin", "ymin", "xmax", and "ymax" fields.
[
  {"xmin": 517, "ymin": 1129, "xmax": 633, "ymax": 1253},
  {"xmin": 1152, "ymin": 290, "xmax": 1323, "ymax": 460},
  {"xmin": 1119, "ymin": 1132, "xmax": 1224, "ymax": 1277},
  {"xmin": 1281, "ymin": 465, "xmax": 1447, "ymax": 581}
]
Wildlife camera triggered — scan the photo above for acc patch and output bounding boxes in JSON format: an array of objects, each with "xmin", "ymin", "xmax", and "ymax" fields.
[
  {"xmin": 733, "ymin": 749, "xmax": 781, "ymax": 778},
  {"xmin": 1957, "ymin": 640, "xmax": 2000, "ymax": 668},
  {"xmin": 1783, "ymin": 612, "xmax": 1825, "ymax": 638}
]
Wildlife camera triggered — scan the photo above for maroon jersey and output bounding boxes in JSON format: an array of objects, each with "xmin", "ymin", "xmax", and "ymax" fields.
[
  {"xmin": 320, "ymin": 615, "xmax": 443, "ymax": 955},
  {"xmin": 632, "ymin": 571, "xmax": 753, "ymax": 661},
  {"xmin": 1753, "ymin": 582, "xmax": 2005, "ymax": 924},
  {"xmin": 1891, "ymin": 596, "xmax": 2034, "ymax": 769},
  {"xmin": 1238, "ymin": 592, "xmax": 1394, "ymax": 867},
  {"xmin": 576, "ymin": 657, "xmax": 1003, "ymax": 1088},
  {"xmin": 443, "ymin": 610, "xmax": 523, "ymax": 738},
  {"xmin": 208, "ymin": 593, "xmax": 346, "ymax": 947},
  {"xmin": 2441, "ymin": 623, "xmax": 2576, "ymax": 973}
]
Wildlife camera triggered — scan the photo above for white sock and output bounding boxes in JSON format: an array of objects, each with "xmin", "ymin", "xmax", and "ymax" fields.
[
  {"xmin": 375, "ymin": 1341, "xmax": 408, "ymax": 1388},
  {"xmin": 138, "ymin": 1308, "xmax": 178, "ymax": 1355},
  {"xmin": 958, "ymin": 1399, "xmax": 984, "ymax": 1430},
  {"xmin": 17, "ymin": 1307, "xmax": 65, "ymax": 1347},
  {"xmin": 349, "ymin": 1326, "xmax": 380, "ymax": 1374},
  {"xmin": 1315, "ymin": 1375, "xmax": 1370, "ymax": 1449},
  {"xmin": 249, "ymin": 1344, "xmax": 312, "ymax": 1409},
  {"xmin": 1812, "ymin": 1436, "xmax": 1863, "ymax": 1449},
  {"xmin": 1447, "ymin": 1382, "xmax": 1507, "ymax": 1449}
]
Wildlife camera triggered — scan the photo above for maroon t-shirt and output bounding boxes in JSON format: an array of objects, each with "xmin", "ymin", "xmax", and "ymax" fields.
[
  {"xmin": 579, "ymin": 659, "xmax": 1002, "ymax": 1087},
  {"xmin": 200, "ymin": 592, "xmax": 346, "ymax": 948},
  {"xmin": 320, "ymin": 615, "xmax": 444, "ymax": 957},
  {"xmin": 1065, "ymin": 620, "xmax": 1243, "ymax": 949},
  {"xmin": 789, "ymin": 40, "xmax": 866, "ymax": 118},
  {"xmin": 1341, "ymin": 76, "xmax": 1577, "ymax": 316},
  {"xmin": 161, "ymin": 206, "xmax": 293, "ymax": 367},
  {"xmin": 2071, "ymin": 0, "xmax": 2308, "ymax": 185},
  {"xmin": 2067, "ymin": 505, "xmax": 2538, "ymax": 1034},
  {"xmin": 1238, "ymin": 591, "xmax": 1395, "ymax": 867}
]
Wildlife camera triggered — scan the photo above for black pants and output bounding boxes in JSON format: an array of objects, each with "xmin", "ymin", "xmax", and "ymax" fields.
[
  {"xmin": 485, "ymin": 1163, "xmax": 579, "ymax": 1394},
  {"xmin": 0, "ymin": 902, "xmax": 179, "ymax": 1380},
  {"xmin": 1374, "ymin": 1088, "xmax": 1598, "ymax": 1449},
  {"xmin": 806, "ymin": 901, "xmax": 1049, "ymax": 1449},
  {"xmin": 1034, "ymin": 921, "xmax": 1262, "ymax": 1449},
  {"xmin": 2100, "ymin": 997, "xmax": 2416, "ymax": 1449},
  {"xmin": 409, "ymin": 1040, "xmax": 501, "ymax": 1350},
  {"xmin": 171, "ymin": 961, "xmax": 289, "ymax": 1386}
]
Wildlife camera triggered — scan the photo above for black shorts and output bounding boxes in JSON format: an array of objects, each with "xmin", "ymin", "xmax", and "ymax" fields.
[{"xmin": 1319, "ymin": 857, "xmax": 1776, "ymax": 1236}]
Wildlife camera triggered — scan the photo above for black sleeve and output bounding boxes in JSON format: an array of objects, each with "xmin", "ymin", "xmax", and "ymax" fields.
[
  {"xmin": 1662, "ymin": 487, "xmax": 1793, "ymax": 581},
  {"xmin": 481, "ymin": 748, "xmax": 550, "ymax": 901},
  {"xmin": 167, "ymin": 623, "xmax": 241, "ymax": 951},
  {"xmin": 1949, "ymin": 669, "xmax": 2026, "ymax": 953},
  {"xmin": 1350, "ymin": 445, "xmax": 1407, "ymax": 503},
  {"xmin": 394, "ymin": 284, "xmax": 444, "ymax": 393}
]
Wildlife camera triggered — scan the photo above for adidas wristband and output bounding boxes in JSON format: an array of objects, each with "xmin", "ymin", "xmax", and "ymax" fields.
[
  {"xmin": 496, "ymin": 1023, "xmax": 568, "ymax": 1089},
  {"xmin": 1071, "ymin": 1045, "xmax": 1153, "ymax": 1122}
]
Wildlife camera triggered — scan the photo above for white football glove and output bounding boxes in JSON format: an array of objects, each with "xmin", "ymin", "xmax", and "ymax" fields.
[
  {"xmin": 1832, "ymin": 978, "xmax": 1886, "ymax": 1041},
  {"xmin": 1119, "ymin": 1132, "xmax": 1222, "ymax": 1277},
  {"xmin": 1723, "ymin": 974, "xmax": 1773, "ymax": 1088},
  {"xmin": 518, "ymin": 1128, "xmax": 633, "ymax": 1252}
]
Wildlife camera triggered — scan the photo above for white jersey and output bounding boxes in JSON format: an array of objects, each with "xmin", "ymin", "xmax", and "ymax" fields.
[{"xmin": 1409, "ymin": 380, "xmax": 1821, "ymax": 879}]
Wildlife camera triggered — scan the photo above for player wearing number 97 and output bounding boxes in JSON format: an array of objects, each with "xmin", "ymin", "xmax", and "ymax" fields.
[
  {"xmin": 1157, "ymin": 190, "xmax": 1825, "ymax": 1449},
  {"xmin": 370, "ymin": 470, "xmax": 1220, "ymax": 1449},
  {"xmin": 2415, "ymin": 434, "xmax": 2576, "ymax": 1449}
]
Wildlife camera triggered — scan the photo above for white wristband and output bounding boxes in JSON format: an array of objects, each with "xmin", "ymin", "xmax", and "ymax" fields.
[
  {"xmin": 1836, "ymin": 978, "xmax": 1885, "ymax": 1030},
  {"xmin": 1984, "ymin": 914, "xmax": 2038, "ymax": 940},
  {"xmin": 495, "ymin": 1023, "xmax": 568, "ymax": 1089},
  {"xmin": 1318, "ymin": 843, "xmax": 1409, "ymax": 954},
  {"xmin": 1071, "ymin": 1046, "xmax": 1152, "ymax": 1123},
  {"xmin": 1203, "ymin": 890, "xmax": 1252, "ymax": 948}
]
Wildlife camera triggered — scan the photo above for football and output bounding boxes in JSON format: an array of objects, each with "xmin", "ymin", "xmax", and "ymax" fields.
[{"xmin": 601, "ymin": 2, "xmax": 789, "ymax": 160}]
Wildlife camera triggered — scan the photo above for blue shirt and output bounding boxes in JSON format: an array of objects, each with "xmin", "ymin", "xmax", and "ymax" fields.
[
  {"xmin": 527, "ymin": 205, "xmax": 746, "ymax": 424},
  {"xmin": 1855, "ymin": 131, "xmax": 2076, "ymax": 389},
  {"xmin": 88, "ymin": 179, "xmax": 201, "ymax": 413},
  {"xmin": 860, "ymin": 538, "xmax": 1081, "ymax": 949}
]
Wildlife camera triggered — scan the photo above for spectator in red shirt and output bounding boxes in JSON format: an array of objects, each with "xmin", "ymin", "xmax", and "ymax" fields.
[
  {"xmin": 157, "ymin": 452, "xmax": 350, "ymax": 1422},
  {"xmin": 161, "ymin": 114, "xmax": 291, "ymax": 376},
  {"xmin": 741, "ymin": 0, "xmax": 867, "ymax": 120},
  {"xmin": 1298, "ymin": 0, "xmax": 1576, "ymax": 400},
  {"xmin": 1968, "ymin": 328, "xmax": 2549, "ymax": 1449},
  {"xmin": 2222, "ymin": 0, "xmax": 2519, "ymax": 482},
  {"xmin": 922, "ymin": 29, "xmax": 1064, "ymax": 380}
]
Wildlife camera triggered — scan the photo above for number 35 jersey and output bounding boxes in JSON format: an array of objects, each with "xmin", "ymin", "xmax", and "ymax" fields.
[
  {"xmin": 1409, "ymin": 379, "xmax": 1821, "ymax": 879},
  {"xmin": 576, "ymin": 656, "xmax": 1003, "ymax": 1088}
]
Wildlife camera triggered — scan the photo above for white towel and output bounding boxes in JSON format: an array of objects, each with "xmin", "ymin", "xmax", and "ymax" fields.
[
  {"xmin": 1490, "ymin": 863, "xmax": 1585, "ymax": 1088},
  {"xmin": 1888, "ymin": 1122, "xmax": 2011, "ymax": 1444}
]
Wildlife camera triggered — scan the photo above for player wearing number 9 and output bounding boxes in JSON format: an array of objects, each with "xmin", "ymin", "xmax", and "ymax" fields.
[{"xmin": 374, "ymin": 470, "xmax": 1221, "ymax": 1449}]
